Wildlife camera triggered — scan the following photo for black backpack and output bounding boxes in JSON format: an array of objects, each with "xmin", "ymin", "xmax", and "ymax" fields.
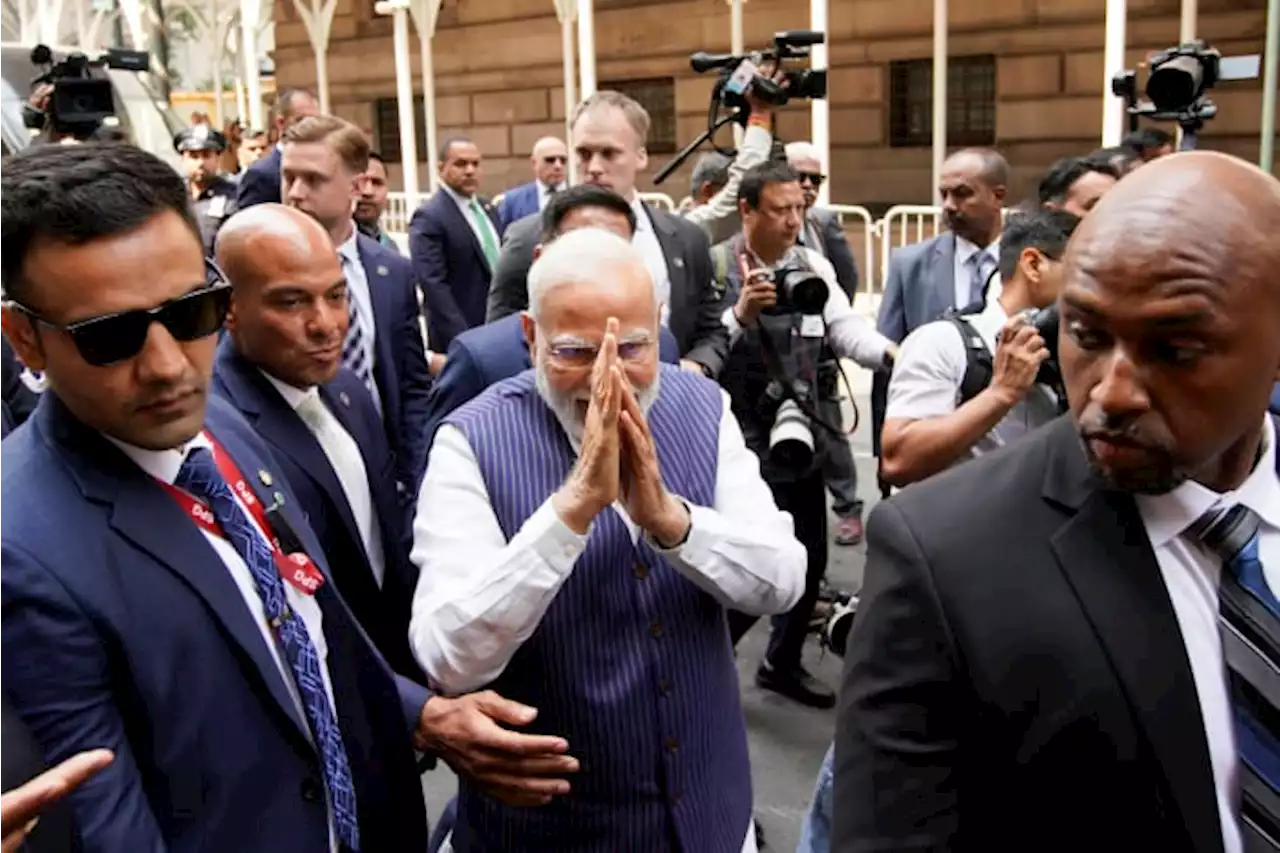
[{"xmin": 944, "ymin": 311, "xmax": 993, "ymax": 407}]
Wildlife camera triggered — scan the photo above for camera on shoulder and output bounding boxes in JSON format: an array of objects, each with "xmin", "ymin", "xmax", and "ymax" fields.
[{"xmin": 25, "ymin": 44, "xmax": 149, "ymax": 139}]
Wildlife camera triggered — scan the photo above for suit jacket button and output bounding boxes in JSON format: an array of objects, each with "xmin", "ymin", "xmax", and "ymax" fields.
[
  {"xmin": 649, "ymin": 619, "xmax": 663, "ymax": 639},
  {"xmin": 633, "ymin": 562, "xmax": 649, "ymax": 580},
  {"xmin": 301, "ymin": 778, "xmax": 323, "ymax": 803}
]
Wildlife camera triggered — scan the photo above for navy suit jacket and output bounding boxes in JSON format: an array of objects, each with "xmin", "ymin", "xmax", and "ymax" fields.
[
  {"xmin": 420, "ymin": 314, "xmax": 680, "ymax": 471},
  {"xmin": 355, "ymin": 232, "xmax": 433, "ymax": 492},
  {"xmin": 496, "ymin": 181, "xmax": 539, "ymax": 235},
  {"xmin": 234, "ymin": 146, "xmax": 282, "ymax": 209},
  {"xmin": 1, "ymin": 393, "xmax": 430, "ymax": 853},
  {"xmin": 408, "ymin": 191, "xmax": 502, "ymax": 352},
  {"xmin": 210, "ymin": 340, "xmax": 423, "ymax": 681}
]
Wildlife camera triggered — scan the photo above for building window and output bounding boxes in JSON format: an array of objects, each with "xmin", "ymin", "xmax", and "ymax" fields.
[
  {"xmin": 888, "ymin": 56, "xmax": 995, "ymax": 148},
  {"xmin": 598, "ymin": 77, "xmax": 676, "ymax": 154},
  {"xmin": 375, "ymin": 97, "xmax": 428, "ymax": 163}
]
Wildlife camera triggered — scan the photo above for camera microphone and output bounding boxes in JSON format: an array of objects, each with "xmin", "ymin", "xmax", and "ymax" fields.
[
  {"xmin": 775, "ymin": 30, "xmax": 825, "ymax": 47},
  {"xmin": 690, "ymin": 52, "xmax": 739, "ymax": 73}
]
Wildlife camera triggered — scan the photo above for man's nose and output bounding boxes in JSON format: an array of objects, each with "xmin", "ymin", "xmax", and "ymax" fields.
[
  {"xmin": 135, "ymin": 322, "xmax": 189, "ymax": 384},
  {"xmin": 1089, "ymin": 348, "xmax": 1150, "ymax": 419}
]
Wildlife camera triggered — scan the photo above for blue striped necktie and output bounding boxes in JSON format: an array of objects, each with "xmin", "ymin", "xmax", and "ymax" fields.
[
  {"xmin": 176, "ymin": 447, "xmax": 362, "ymax": 851},
  {"xmin": 1188, "ymin": 503, "xmax": 1280, "ymax": 850},
  {"xmin": 340, "ymin": 255, "xmax": 374, "ymax": 394}
]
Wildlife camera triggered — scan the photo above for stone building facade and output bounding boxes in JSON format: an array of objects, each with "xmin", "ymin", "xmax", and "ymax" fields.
[{"xmin": 270, "ymin": 0, "xmax": 1274, "ymax": 209}]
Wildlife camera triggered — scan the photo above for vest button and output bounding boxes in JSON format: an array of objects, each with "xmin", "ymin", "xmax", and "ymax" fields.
[
  {"xmin": 665, "ymin": 736, "xmax": 679, "ymax": 754},
  {"xmin": 658, "ymin": 678, "xmax": 673, "ymax": 696},
  {"xmin": 300, "ymin": 777, "xmax": 323, "ymax": 804},
  {"xmin": 633, "ymin": 562, "xmax": 649, "ymax": 579},
  {"xmin": 649, "ymin": 619, "xmax": 663, "ymax": 638}
]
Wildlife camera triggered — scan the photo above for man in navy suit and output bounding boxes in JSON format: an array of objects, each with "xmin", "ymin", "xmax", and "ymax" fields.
[
  {"xmin": 211, "ymin": 205, "xmax": 422, "ymax": 679},
  {"xmin": 234, "ymin": 88, "xmax": 320, "ymax": 210},
  {"xmin": 422, "ymin": 184, "xmax": 679, "ymax": 460},
  {"xmin": 0, "ymin": 142, "xmax": 433, "ymax": 853},
  {"xmin": 496, "ymin": 136, "xmax": 568, "ymax": 235},
  {"xmin": 282, "ymin": 115, "xmax": 433, "ymax": 491},
  {"xmin": 1, "ymin": 143, "xmax": 583, "ymax": 852},
  {"xmin": 409, "ymin": 137, "xmax": 505, "ymax": 352}
]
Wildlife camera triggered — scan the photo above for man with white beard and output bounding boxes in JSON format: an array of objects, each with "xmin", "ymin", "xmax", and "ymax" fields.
[{"xmin": 409, "ymin": 227, "xmax": 806, "ymax": 852}]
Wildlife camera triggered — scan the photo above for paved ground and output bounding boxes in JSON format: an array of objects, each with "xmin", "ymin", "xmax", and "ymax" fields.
[{"xmin": 421, "ymin": 383, "xmax": 881, "ymax": 853}]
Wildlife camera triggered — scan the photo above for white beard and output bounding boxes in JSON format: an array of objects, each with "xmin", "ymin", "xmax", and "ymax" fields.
[{"xmin": 534, "ymin": 359, "xmax": 661, "ymax": 446}]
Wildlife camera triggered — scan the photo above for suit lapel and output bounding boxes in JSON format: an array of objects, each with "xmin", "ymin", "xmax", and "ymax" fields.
[
  {"xmin": 646, "ymin": 205, "xmax": 687, "ymax": 307},
  {"xmin": 930, "ymin": 232, "xmax": 957, "ymax": 314},
  {"xmin": 1044, "ymin": 420, "xmax": 1223, "ymax": 853},
  {"xmin": 40, "ymin": 397, "xmax": 312, "ymax": 744},
  {"xmin": 436, "ymin": 192, "xmax": 492, "ymax": 272}
]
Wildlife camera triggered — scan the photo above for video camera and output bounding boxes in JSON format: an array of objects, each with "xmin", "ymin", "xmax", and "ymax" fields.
[
  {"xmin": 652, "ymin": 30, "xmax": 828, "ymax": 186},
  {"xmin": 1111, "ymin": 40, "xmax": 1260, "ymax": 149},
  {"xmin": 1023, "ymin": 304, "xmax": 1068, "ymax": 412},
  {"xmin": 25, "ymin": 44, "xmax": 150, "ymax": 139}
]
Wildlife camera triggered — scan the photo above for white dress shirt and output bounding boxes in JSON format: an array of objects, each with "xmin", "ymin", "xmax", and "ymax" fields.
[
  {"xmin": 105, "ymin": 432, "xmax": 340, "ymax": 853},
  {"xmin": 886, "ymin": 296, "xmax": 1059, "ymax": 457},
  {"xmin": 629, "ymin": 196, "xmax": 673, "ymax": 326},
  {"xmin": 336, "ymin": 227, "xmax": 381, "ymax": 411},
  {"xmin": 720, "ymin": 247, "xmax": 893, "ymax": 370},
  {"xmin": 1133, "ymin": 415, "xmax": 1280, "ymax": 853},
  {"xmin": 262, "ymin": 373, "xmax": 387, "ymax": 588},
  {"xmin": 441, "ymin": 184, "xmax": 501, "ymax": 266},
  {"xmin": 952, "ymin": 235, "xmax": 1000, "ymax": 308},
  {"xmin": 407, "ymin": 386, "xmax": 805, "ymax": 695},
  {"xmin": 536, "ymin": 181, "xmax": 567, "ymax": 211}
]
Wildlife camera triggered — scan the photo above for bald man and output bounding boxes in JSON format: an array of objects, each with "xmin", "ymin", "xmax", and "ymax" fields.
[
  {"xmin": 496, "ymin": 136, "xmax": 568, "ymax": 234},
  {"xmin": 210, "ymin": 204, "xmax": 424, "ymax": 679},
  {"xmin": 834, "ymin": 152, "xmax": 1280, "ymax": 852}
]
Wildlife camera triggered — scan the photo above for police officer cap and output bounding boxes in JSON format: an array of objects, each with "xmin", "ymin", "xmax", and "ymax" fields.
[{"xmin": 173, "ymin": 124, "xmax": 227, "ymax": 154}]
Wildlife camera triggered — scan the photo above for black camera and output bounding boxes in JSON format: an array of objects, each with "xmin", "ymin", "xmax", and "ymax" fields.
[
  {"xmin": 769, "ymin": 264, "xmax": 828, "ymax": 316},
  {"xmin": 26, "ymin": 44, "xmax": 150, "ymax": 138},
  {"xmin": 1025, "ymin": 304, "xmax": 1068, "ymax": 411},
  {"xmin": 691, "ymin": 30, "xmax": 829, "ymax": 112},
  {"xmin": 764, "ymin": 379, "xmax": 817, "ymax": 471}
]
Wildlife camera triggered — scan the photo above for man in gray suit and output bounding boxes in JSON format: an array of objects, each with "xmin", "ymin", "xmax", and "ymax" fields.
[
  {"xmin": 871, "ymin": 148, "xmax": 1008, "ymax": 492},
  {"xmin": 785, "ymin": 141, "xmax": 867, "ymax": 544}
]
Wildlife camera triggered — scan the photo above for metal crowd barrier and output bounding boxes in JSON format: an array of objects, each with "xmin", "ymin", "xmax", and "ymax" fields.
[{"xmin": 382, "ymin": 191, "xmax": 949, "ymax": 302}]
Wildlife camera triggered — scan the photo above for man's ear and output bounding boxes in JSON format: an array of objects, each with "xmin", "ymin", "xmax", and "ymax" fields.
[
  {"xmin": 520, "ymin": 312, "xmax": 537, "ymax": 353},
  {"xmin": 636, "ymin": 146, "xmax": 649, "ymax": 172},
  {"xmin": 532, "ymin": 243, "xmax": 544, "ymax": 261},
  {"xmin": 1, "ymin": 305, "xmax": 47, "ymax": 373}
]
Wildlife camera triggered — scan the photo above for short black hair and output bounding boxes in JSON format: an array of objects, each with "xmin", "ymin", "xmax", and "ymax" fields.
[
  {"xmin": 1, "ymin": 143, "xmax": 199, "ymax": 305},
  {"xmin": 439, "ymin": 136, "xmax": 475, "ymax": 163},
  {"xmin": 1120, "ymin": 127, "xmax": 1173, "ymax": 154},
  {"xmin": 1038, "ymin": 156, "xmax": 1118, "ymax": 205},
  {"xmin": 738, "ymin": 161, "xmax": 800, "ymax": 209},
  {"xmin": 998, "ymin": 208, "xmax": 1081, "ymax": 281},
  {"xmin": 1087, "ymin": 145, "xmax": 1139, "ymax": 172},
  {"xmin": 367, "ymin": 151, "xmax": 386, "ymax": 166},
  {"xmin": 538, "ymin": 184, "xmax": 636, "ymax": 244}
]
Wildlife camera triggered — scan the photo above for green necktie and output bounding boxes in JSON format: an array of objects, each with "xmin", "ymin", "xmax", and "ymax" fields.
[{"xmin": 469, "ymin": 197, "xmax": 499, "ymax": 270}]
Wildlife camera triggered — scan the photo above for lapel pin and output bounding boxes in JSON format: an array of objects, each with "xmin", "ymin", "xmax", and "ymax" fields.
[
  {"xmin": 376, "ymin": 264, "xmax": 389, "ymax": 276},
  {"xmin": 339, "ymin": 391, "xmax": 351, "ymax": 407},
  {"xmin": 673, "ymin": 257, "xmax": 685, "ymax": 269},
  {"xmin": 258, "ymin": 470, "xmax": 273, "ymax": 487}
]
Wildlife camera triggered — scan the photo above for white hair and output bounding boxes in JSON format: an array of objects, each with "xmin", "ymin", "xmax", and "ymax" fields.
[
  {"xmin": 785, "ymin": 140, "xmax": 823, "ymax": 168},
  {"xmin": 526, "ymin": 226, "xmax": 656, "ymax": 318}
]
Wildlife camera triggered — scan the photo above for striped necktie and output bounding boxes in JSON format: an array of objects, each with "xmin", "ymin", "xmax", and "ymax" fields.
[
  {"xmin": 339, "ymin": 255, "xmax": 375, "ymax": 397},
  {"xmin": 469, "ymin": 197, "xmax": 499, "ymax": 270},
  {"xmin": 968, "ymin": 250, "xmax": 994, "ymax": 307},
  {"xmin": 1188, "ymin": 503, "xmax": 1280, "ymax": 850}
]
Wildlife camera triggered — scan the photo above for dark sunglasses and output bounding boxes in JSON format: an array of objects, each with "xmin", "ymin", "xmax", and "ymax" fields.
[
  {"xmin": 797, "ymin": 171, "xmax": 825, "ymax": 187},
  {"xmin": 542, "ymin": 155, "xmax": 568, "ymax": 165},
  {"xmin": 10, "ymin": 261, "xmax": 232, "ymax": 367}
]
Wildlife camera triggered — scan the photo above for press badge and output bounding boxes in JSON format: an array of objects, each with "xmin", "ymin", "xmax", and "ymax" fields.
[
  {"xmin": 800, "ymin": 315, "xmax": 824, "ymax": 338},
  {"xmin": 208, "ymin": 195, "xmax": 228, "ymax": 218}
]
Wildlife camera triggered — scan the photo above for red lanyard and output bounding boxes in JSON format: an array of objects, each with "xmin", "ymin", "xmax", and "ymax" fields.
[{"xmin": 157, "ymin": 434, "xmax": 325, "ymax": 597}]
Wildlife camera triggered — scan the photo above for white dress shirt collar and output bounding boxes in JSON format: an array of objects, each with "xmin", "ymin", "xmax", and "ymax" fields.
[
  {"xmin": 261, "ymin": 370, "xmax": 320, "ymax": 412},
  {"xmin": 104, "ymin": 431, "xmax": 212, "ymax": 485},
  {"xmin": 335, "ymin": 225, "xmax": 361, "ymax": 267},
  {"xmin": 955, "ymin": 234, "xmax": 999, "ymax": 266},
  {"xmin": 441, "ymin": 182, "xmax": 475, "ymax": 211},
  {"xmin": 1135, "ymin": 415, "xmax": 1280, "ymax": 549}
]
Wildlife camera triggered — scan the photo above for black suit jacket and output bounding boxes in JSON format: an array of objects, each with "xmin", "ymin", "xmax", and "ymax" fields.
[
  {"xmin": 408, "ymin": 191, "xmax": 502, "ymax": 351},
  {"xmin": 484, "ymin": 205, "xmax": 731, "ymax": 377},
  {"xmin": 807, "ymin": 208, "xmax": 860, "ymax": 299},
  {"xmin": 234, "ymin": 146, "xmax": 282, "ymax": 209},
  {"xmin": 2, "ymin": 693, "xmax": 78, "ymax": 853},
  {"xmin": 210, "ymin": 341, "xmax": 423, "ymax": 681},
  {"xmin": 835, "ymin": 416, "xmax": 1224, "ymax": 853}
]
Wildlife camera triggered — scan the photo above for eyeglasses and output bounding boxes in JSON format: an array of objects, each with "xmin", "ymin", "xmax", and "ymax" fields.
[
  {"xmin": 547, "ymin": 340, "xmax": 653, "ymax": 368},
  {"xmin": 10, "ymin": 260, "xmax": 232, "ymax": 367},
  {"xmin": 542, "ymin": 155, "xmax": 568, "ymax": 165},
  {"xmin": 797, "ymin": 171, "xmax": 825, "ymax": 187}
]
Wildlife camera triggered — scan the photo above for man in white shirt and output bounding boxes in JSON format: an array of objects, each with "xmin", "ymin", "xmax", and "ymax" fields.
[
  {"xmin": 835, "ymin": 151, "xmax": 1280, "ymax": 852},
  {"xmin": 410, "ymin": 227, "xmax": 806, "ymax": 852},
  {"xmin": 880, "ymin": 208, "xmax": 1080, "ymax": 488}
]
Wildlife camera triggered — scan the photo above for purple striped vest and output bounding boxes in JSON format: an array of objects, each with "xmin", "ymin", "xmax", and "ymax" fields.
[{"xmin": 443, "ymin": 365, "xmax": 753, "ymax": 852}]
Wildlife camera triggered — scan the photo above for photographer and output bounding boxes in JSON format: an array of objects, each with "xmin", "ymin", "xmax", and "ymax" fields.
[
  {"xmin": 715, "ymin": 161, "xmax": 895, "ymax": 708},
  {"xmin": 879, "ymin": 208, "xmax": 1080, "ymax": 488}
]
